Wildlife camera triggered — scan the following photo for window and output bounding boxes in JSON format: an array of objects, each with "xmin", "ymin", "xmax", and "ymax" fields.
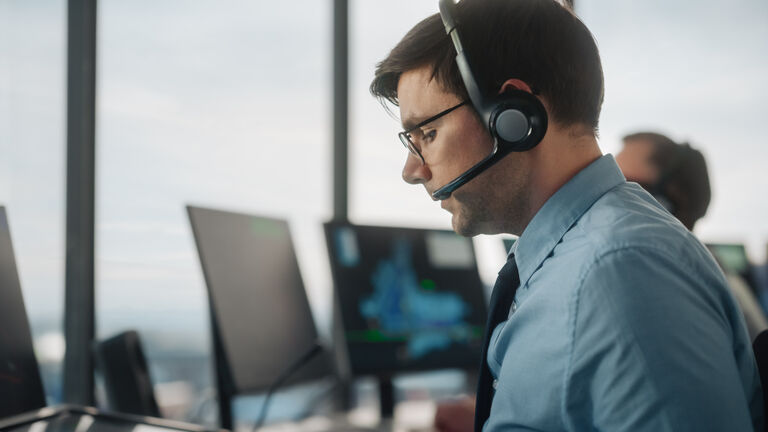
[
  {"xmin": 350, "ymin": 1, "xmax": 444, "ymax": 228},
  {"xmin": 97, "ymin": 1, "xmax": 331, "ymax": 424},
  {"xmin": 0, "ymin": 0, "xmax": 67, "ymax": 404}
]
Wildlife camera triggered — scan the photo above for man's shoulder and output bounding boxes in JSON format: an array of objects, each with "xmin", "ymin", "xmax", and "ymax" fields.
[
  {"xmin": 558, "ymin": 182, "xmax": 716, "ymax": 277},
  {"xmin": 523, "ymin": 181, "xmax": 725, "ymax": 306},
  {"xmin": 573, "ymin": 182, "xmax": 691, "ymax": 248}
]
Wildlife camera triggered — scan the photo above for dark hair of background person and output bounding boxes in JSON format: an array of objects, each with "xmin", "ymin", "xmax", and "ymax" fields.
[
  {"xmin": 623, "ymin": 132, "xmax": 711, "ymax": 231},
  {"xmin": 369, "ymin": 0, "xmax": 605, "ymax": 134}
]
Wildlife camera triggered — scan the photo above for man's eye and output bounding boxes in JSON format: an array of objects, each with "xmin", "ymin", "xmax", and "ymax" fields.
[{"xmin": 423, "ymin": 129, "xmax": 437, "ymax": 141}]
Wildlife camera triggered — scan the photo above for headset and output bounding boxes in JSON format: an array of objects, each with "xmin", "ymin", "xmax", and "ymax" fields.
[{"xmin": 432, "ymin": 0, "xmax": 548, "ymax": 200}]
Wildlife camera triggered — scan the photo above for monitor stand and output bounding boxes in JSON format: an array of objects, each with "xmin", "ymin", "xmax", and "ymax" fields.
[
  {"xmin": 211, "ymin": 314, "xmax": 233, "ymax": 429},
  {"xmin": 465, "ymin": 369, "xmax": 479, "ymax": 393},
  {"xmin": 378, "ymin": 375, "xmax": 395, "ymax": 419}
]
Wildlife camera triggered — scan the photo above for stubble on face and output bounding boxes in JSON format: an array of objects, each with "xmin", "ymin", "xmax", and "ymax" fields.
[{"xmin": 448, "ymin": 151, "xmax": 533, "ymax": 237}]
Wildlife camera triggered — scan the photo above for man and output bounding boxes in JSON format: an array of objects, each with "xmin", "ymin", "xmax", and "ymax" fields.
[
  {"xmin": 616, "ymin": 132, "xmax": 768, "ymax": 340},
  {"xmin": 369, "ymin": 0, "xmax": 762, "ymax": 430},
  {"xmin": 615, "ymin": 132, "xmax": 710, "ymax": 231}
]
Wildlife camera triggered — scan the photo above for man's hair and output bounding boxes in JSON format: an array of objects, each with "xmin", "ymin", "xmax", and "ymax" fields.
[
  {"xmin": 623, "ymin": 132, "xmax": 711, "ymax": 231},
  {"xmin": 370, "ymin": 0, "xmax": 604, "ymax": 133}
]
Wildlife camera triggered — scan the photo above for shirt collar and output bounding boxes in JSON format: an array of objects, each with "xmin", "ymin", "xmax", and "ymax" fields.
[{"xmin": 513, "ymin": 154, "xmax": 626, "ymax": 287}]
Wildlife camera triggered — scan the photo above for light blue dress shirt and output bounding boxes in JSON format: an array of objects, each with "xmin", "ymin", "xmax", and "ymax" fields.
[{"xmin": 485, "ymin": 155, "xmax": 763, "ymax": 431}]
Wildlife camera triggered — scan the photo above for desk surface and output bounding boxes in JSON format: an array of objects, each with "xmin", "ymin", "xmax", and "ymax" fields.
[
  {"xmin": 0, "ymin": 405, "xmax": 221, "ymax": 432},
  {"xmin": 253, "ymin": 400, "xmax": 436, "ymax": 432},
  {"xmin": 0, "ymin": 400, "xmax": 438, "ymax": 432}
]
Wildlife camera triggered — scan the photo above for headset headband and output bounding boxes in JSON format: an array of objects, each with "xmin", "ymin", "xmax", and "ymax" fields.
[
  {"xmin": 438, "ymin": 0, "xmax": 492, "ymax": 130},
  {"xmin": 432, "ymin": 0, "xmax": 548, "ymax": 200}
]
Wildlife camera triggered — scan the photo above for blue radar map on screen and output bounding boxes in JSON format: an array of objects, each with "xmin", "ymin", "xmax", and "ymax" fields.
[
  {"xmin": 325, "ymin": 222, "xmax": 487, "ymax": 375},
  {"xmin": 361, "ymin": 238, "xmax": 470, "ymax": 359}
]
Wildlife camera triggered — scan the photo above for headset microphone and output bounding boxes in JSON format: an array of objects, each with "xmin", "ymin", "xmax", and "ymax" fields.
[{"xmin": 432, "ymin": 0, "xmax": 548, "ymax": 200}]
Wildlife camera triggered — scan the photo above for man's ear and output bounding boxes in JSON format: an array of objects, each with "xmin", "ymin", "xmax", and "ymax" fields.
[
  {"xmin": 499, "ymin": 78, "xmax": 534, "ymax": 94},
  {"xmin": 498, "ymin": 78, "xmax": 555, "ymax": 129}
]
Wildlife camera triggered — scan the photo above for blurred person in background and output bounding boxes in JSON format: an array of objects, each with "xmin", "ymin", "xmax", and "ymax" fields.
[
  {"xmin": 616, "ymin": 131, "xmax": 768, "ymax": 340},
  {"xmin": 615, "ymin": 132, "xmax": 709, "ymax": 231}
]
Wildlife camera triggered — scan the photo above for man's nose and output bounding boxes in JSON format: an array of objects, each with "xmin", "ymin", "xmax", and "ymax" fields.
[{"xmin": 402, "ymin": 153, "xmax": 431, "ymax": 185}]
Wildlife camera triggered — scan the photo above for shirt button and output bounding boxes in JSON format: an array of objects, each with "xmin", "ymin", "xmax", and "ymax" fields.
[
  {"xmin": 492, "ymin": 379, "xmax": 498, "ymax": 390},
  {"xmin": 510, "ymin": 300, "xmax": 517, "ymax": 315}
]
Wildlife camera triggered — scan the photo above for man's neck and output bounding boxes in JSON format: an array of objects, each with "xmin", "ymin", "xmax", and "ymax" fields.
[{"xmin": 519, "ymin": 128, "xmax": 602, "ymax": 233}]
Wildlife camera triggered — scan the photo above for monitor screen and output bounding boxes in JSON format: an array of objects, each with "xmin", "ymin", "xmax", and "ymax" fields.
[
  {"xmin": 706, "ymin": 243, "xmax": 750, "ymax": 275},
  {"xmin": 324, "ymin": 222, "xmax": 487, "ymax": 376},
  {"xmin": 187, "ymin": 206, "xmax": 331, "ymax": 393},
  {"xmin": 0, "ymin": 206, "xmax": 46, "ymax": 418},
  {"xmin": 502, "ymin": 237, "xmax": 517, "ymax": 254}
]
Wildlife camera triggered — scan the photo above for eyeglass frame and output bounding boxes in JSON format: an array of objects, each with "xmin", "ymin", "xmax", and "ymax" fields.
[{"xmin": 397, "ymin": 100, "xmax": 469, "ymax": 165}]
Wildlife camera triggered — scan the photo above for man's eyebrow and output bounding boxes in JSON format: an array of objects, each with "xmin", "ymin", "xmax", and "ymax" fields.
[
  {"xmin": 401, "ymin": 113, "xmax": 432, "ymax": 131},
  {"xmin": 401, "ymin": 114, "xmax": 424, "ymax": 131}
]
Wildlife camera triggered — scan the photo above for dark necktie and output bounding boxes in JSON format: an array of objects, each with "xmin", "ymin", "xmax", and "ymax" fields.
[{"xmin": 474, "ymin": 255, "xmax": 520, "ymax": 432}]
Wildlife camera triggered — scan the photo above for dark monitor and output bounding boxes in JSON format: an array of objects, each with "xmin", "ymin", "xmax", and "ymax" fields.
[
  {"xmin": 324, "ymin": 221, "xmax": 487, "ymax": 376},
  {"xmin": 0, "ymin": 206, "xmax": 47, "ymax": 418},
  {"xmin": 187, "ymin": 206, "xmax": 331, "ymax": 394}
]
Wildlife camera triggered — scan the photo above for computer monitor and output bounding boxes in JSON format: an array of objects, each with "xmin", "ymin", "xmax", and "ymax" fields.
[
  {"xmin": 706, "ymin": 243, "xmax": 759, "ymax": 295},
  {"xmin": 501, "ymin": 237, "xmax": 517, "ymax": 254},
  {"xmin": 0, "ymin": 206, "xmax": 47, "ymax": 418},
  {"xmin": 187, "ymin": 206, "xmax": 331, "ymax": 395},
  {"xmin": 706, "ymin": 243, "xmax": 750, "ymax": 275},
  {"xmin": 324, "ymin": 221, "xmax": 487, "ymax": 377}
]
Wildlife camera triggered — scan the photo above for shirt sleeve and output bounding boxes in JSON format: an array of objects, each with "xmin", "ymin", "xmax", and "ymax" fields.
[{"xmin": 563, "ymin": 246, "xmax": 761, "ymax": 431}]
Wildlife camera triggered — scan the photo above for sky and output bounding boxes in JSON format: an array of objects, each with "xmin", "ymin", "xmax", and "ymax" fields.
[{"xmin": 1, "ymin": 0, "xmax": 767, "ymax": 401}]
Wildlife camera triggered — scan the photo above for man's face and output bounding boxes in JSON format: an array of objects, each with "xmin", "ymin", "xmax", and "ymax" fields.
[
  {"xmin": 615, "ymin": 138, "xmax": 658, "ymax": 185},
  {"xmin": 397, "ymin": 66, "xmax": 529, "ymax": 236}
]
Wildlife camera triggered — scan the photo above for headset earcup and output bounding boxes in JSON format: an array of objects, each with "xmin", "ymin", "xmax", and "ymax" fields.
[
  {"xmin": 489, "ymin": 90, "xmax": 548, "ymax": 152},
  {"xmin": 495, "ymin": 108, "xmax": 530, "ymax": 143}
]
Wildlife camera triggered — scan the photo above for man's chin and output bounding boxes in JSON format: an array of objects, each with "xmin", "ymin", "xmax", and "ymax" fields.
[
  {"xmin": 450, "ymin": 212, "xmax": 477, "ymax": 237},
  {"xmin": 442, "ymin": 198, "xmax": 474, "ymax": 236}
]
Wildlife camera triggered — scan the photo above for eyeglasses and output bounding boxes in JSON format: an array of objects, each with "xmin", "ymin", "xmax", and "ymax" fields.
[{"xmin": 398, "ymin": 100, "xmax": 468, "ymax": 165}]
